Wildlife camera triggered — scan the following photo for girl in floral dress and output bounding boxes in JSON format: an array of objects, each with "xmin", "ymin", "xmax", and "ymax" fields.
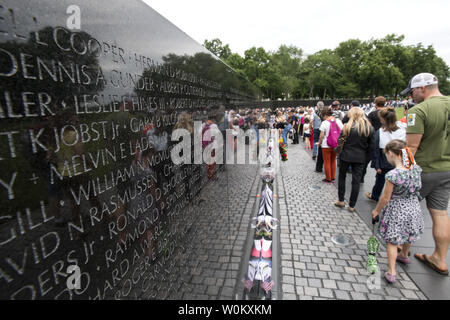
[{"xmin": 371, "ymin": 139, "xmax": 424, "ymax": 284}]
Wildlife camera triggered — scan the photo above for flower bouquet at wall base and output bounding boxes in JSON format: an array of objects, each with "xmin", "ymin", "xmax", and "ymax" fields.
[{"xmin": 278, "ymin": 138, "xmax": 287, "ymax": 161}]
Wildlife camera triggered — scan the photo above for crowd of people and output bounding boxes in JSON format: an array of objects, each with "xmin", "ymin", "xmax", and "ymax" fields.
[{"xmin": 225, "ymin": 72, "xmax": 449, "ymax": 284}]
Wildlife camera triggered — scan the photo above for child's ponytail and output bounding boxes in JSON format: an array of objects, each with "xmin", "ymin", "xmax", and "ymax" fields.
[{"xmin": 384, "ymin": 139, "xmax": 416, "ymax": 170}]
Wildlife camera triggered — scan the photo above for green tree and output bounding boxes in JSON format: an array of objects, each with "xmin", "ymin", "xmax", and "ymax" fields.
[
  {"xmin": 271, "ymin": 45, "xmax": 303, "ymax": 100},
  {"xmin": 203, "ymin": 35, "xmax": 450, "ymax": 100},
  {"xmin": 203, "ymin": 38, "xmax": 232, "ymax": 60},
  {"xmin": 301, "ymin": 49, "xmax": 340, "ymax": 98},
  {"xmin": 401, "ymin": 43, "xmax": 450, "ymax": 95},
  {"xmin": 242, "ymin": 47, "xmax": 283, "ymax": 99}
]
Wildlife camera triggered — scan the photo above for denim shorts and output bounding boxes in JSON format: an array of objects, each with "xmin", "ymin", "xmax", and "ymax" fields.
[{"xmin": 420, "ymin": 171, "xmax": 450, "ymax": 211}]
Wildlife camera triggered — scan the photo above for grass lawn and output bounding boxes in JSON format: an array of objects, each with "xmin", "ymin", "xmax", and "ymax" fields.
[{"xmin": 395, "ymin": 107, "xmax": 405, "ymax": 121}]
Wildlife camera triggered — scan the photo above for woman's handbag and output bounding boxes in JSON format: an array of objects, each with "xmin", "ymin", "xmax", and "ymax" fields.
[{"xmin": 334, "ymin": 133, "xmax": 347, "ymax": 154}]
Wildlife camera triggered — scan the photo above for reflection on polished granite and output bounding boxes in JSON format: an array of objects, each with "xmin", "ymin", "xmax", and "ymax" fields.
[{"xmin": 0, "ymin": 0, "xmax": 259, "ymax": 299}]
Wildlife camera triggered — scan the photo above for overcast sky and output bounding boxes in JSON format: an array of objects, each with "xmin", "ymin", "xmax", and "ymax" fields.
[{"xmin": 143, "ymin": 0, "xmax": 450, "ymax": 66}]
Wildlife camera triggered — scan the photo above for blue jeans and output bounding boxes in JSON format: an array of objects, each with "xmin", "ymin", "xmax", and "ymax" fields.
[
  {"xmin": 282, "ymin": 124, "xmax": 292, "ymax": 146},
  {"xmin": 313, "ymin": 128, "xmax": 320, "ymax": 156},
  {"xmin": 252, "ymin": 125, "xmax": 259, "ymax": 143}
]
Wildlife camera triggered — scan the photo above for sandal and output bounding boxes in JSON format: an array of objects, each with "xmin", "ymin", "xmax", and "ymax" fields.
[
  {"xmin": 414, "ymin": 253, "xmax": 449, "ymax": 276},
  {"xmin": 396, "ymin": 256, "xmax": 411, "ymax": 264},
  {"xmin": 384, "ymin": 272, "xmax": 397, "ymax": 284},
  {"xmin": 365, "ymin": 192, "xmax": 377, "ymax": 202},
  {"xmin": 334, "ymin": 201, "xmax": 345, "ymax": 208}
]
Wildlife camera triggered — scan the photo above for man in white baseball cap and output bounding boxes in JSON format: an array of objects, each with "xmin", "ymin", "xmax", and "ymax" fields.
[
  {"xmin": 403, "ymin": 72, "xmax": 450, "ymax": 276},
  {"xmin": 400, "ymin": 72, "xmax": 439, "ymax": 97}
]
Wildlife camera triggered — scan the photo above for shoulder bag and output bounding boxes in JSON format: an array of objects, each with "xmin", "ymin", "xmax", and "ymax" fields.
[{"xmin": 334, "ymin": 129, "xmax": 347, "ymax": 154}]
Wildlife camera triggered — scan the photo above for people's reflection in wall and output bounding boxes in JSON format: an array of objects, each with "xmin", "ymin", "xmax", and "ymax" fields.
[
  {"xmin": 173, "ymin": 112, "xmax": 195, "ymax": 201},
  {"xmin": 26, "ymin": 116, "xmax": 57, "ymax": 218},
  {"xmin": 44, "ymin": 112, "xmax": 94, "ymax": 230},
  {"xmin": 216, "ymin": 106, "xmax": 228, "ymax": 170},
  {"xmin": 106, "ymin": 101, "xmax": 134, "ymax": 247},
  {"xmin": 146, "ymin": 110, "xmax": 169, "ymax": 215},
  {"xmin": 202, "ymin": 112, "xmax": 218, "ymax": 180}
]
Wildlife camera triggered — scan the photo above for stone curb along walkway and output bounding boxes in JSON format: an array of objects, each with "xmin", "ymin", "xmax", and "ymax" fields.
[{"xmin": 276, "ymin": 143, "xmax": 427, "ymax": 300}]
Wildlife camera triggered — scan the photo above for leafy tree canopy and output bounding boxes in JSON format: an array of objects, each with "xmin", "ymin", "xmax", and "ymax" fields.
[{"xmin": 203, "ymin": 34, "xmax": 450, "ymax": 99}]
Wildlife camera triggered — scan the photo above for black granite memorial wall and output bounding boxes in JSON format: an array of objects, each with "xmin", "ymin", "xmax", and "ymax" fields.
[{"xmin": 0, "ymin": 0, "xmax": 259, "ymax": 299}]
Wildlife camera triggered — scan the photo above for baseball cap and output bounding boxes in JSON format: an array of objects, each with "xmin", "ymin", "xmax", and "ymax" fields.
[
  {"xmin": 332, "ymin": 100, "xmax": 340, "ymax": 106},
  {"xmin": 351, "ymin": 100, "xmax": 360, "ymax": 107},
  {"xmin": 401, "ymin": 73, "xmax": 438, "ymax": 95}
]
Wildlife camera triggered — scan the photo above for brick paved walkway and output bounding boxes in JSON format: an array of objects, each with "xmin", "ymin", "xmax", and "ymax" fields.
[{"xmin": 276, "ymin": 142, "xmax": 427, "ymax": 300}]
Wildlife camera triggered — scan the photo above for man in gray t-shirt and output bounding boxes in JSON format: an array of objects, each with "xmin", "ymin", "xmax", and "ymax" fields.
[
  {"xmin": 332, "ymin": 100, "xmax": 345, "ymax": 121},
  {"xmin": 313, "ymin": 102, "xmax": 324, "ymax": 173}
]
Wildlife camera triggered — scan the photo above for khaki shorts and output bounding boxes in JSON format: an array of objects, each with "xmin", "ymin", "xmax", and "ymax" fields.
[{"xmin": 420, "ymin": 171, "xmax": 450, "ymax": 211}]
